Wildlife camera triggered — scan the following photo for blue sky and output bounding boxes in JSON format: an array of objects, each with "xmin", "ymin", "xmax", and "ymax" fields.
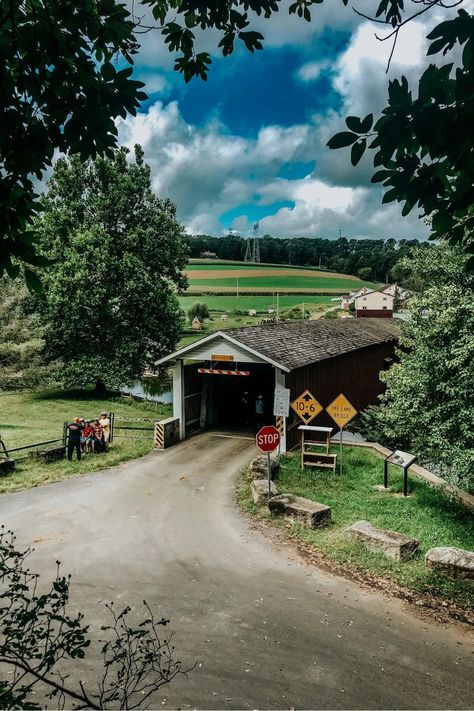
[{"xmin": 118, "ymin": 2, "xmax": 441, "ymax": 240}]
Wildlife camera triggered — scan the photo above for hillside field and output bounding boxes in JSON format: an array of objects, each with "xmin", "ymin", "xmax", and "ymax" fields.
[
  {"xmin": 185, "ymin": 262, "xmax": 377, "ymax": 294},
  {"xmin": 178, "ymin": 294, "xmax": 333, "ymax": 313}
]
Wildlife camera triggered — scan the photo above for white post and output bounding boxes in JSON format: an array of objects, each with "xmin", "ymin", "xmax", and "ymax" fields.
[
  {"xmin": 275, "ymin": 368, "xmax": 287, "ymax": 453},
  {"xmin": 172, "ymin": 360, "xmax": 185, "ymax": 440}
]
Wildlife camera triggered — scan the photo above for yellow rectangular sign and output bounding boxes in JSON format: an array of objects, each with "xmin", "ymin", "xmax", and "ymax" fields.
[
  {"xmin": 326, "ymin": 393, "xmax": 357, "ymax": 429},
  {"xmin": 211, "ymin": 354, "xmax": 235, "ymax": 362}
]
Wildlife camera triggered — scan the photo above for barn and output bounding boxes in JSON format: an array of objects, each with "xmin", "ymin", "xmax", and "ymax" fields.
[{"xmin": 156, "ymin": 319, "xmax": 399, "ymax": 452}]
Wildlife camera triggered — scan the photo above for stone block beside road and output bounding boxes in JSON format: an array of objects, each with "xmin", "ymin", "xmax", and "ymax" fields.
[
  {"xmin": 268, "ymin": 493, "xmax": 331, "ymax": 528},
  {"xmin": 0, "ymin": 457, "xmax": 15, "ymax": 475},
  {"xmin": 251, "ymin": 479, "xmax": 279, "ymax": 505},
  {"xmin": 248, "ymin": 455, "xmax": 280, "ymax": 481},
  {"xmin": 345, "ymin": 520, "xmax": 419, "ymax": 561},
  {"xmin": 425, "ymin": 547, "xmax": 474, "ymax": 579},
  {"xmin": 29, "ymin": 446, "xmax": 65, "ymax": 464}
]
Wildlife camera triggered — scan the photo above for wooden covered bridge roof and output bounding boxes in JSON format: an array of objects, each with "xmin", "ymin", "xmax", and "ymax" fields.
[
  {"xmin": 157, "ymin": 318, "xmax": 399, "ymax": 373},
  {"xmin": 223, "ymin": 319, "xmax": 399, "ymax": 371}
]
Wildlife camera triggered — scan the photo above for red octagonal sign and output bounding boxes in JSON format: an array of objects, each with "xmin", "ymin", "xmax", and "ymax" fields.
[{"xmin": 256, "ymin": 425, "xmax": 281, "ymax": 453}]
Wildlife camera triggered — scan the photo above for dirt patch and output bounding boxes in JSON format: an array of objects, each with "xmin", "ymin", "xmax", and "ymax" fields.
[{"xmin": 186, "ymin": 268, "xmax": 360, "ymax": 281}]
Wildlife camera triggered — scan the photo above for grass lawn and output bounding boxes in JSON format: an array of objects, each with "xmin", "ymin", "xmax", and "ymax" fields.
[
  {"xmin": 239, "ymin": 446, "xmax": 474, "ymax": 610},
  {"xmin": 188, "ymin": 275, "xmax": 373, "ymax": 290},
  {"xmin": 0, "ymin": 389, "xmax": 172, "ymax": 495},
  {"xmin": 178, "ymin": 294, "xmax": 333, "ymax": 313}
]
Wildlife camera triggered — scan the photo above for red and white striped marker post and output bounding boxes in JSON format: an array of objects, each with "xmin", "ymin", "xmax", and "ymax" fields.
[{"xmin": 256, "ymin": 425, "xmax": 281, "ymax": 501}]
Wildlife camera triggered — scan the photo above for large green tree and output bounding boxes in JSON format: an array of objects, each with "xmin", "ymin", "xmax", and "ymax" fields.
[
  {"xmin": 36, "ymin": 146, "xmax": 187, "ymax": 389},
  {"xmin": 2, "ymin": 1, "xmax": 472, "ymax": 277},
  {"xmin": 328, "ymin": 7, "xmax": 474, "ymax": 264},
  {"xmin": 360, "ymin": 244, "xmax": 474, "ymax": 494},
  {"xmin": 0, "ymin": 278, "xmax": 59, "ymax": 389}
]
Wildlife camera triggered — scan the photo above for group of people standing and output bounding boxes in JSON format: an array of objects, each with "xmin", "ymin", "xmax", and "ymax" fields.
[{"xmin": 66, "ymin": 412, "xmax": 110, "ymax": 461}]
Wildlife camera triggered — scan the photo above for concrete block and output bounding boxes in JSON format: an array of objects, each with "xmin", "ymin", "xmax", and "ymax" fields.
[
  {"xmin": 251, "ymin": 479, "xmax": 279, "ymax": 505},
  {"xmin": 29, "ymin": 446, "xmax": 65, "ymax": 464},
  {"xmin": 268, "ymin": 494, "xmax": 331, "ymax": 528},
  {"xmin": 248, "ymin": 455, "xmax": 280, "ymax": 481},
  {"xmin": 425, "ymin": 547, "xmax": 474, "ymax": 580},
  {"xmin": 345, "ymin": 520, "xmax": 419, "ymax": 561},
  {"xmin": 154, "ymin": 417, "xmax": 180, "ymax": 449},
  {"xmin": 0, "ymin": 457, "xmax": 15, "ymax": 476}
]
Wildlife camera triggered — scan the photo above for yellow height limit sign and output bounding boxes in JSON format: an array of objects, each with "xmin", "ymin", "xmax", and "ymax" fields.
[
  {"xmin": 290, "ymin": 390, "xmax": 323, "ymax": 425},
  {"xmin": 326, "ymin": 393, "xmax": 358, "ymax": 475}
]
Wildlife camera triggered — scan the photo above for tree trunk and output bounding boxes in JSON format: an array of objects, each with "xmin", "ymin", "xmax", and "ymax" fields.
[{"xmin": 94, "ymin": 378, "xmax": 106, "ymax": 394}]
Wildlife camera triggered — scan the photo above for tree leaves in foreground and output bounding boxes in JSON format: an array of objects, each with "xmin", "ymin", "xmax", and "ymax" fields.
[
  {"xmin": 0, "ymin": 527, "xmax": 188, "ymax": 709},
  {"xmin": 359, "ymin": 245, "xmax": 474, "ymax": 494},
  {"xmin": 1, "ymin": 0, "xmax": 467, "ymax": 278},
  {"xmin": 36, "ymin": 146, "xmax": 188, "ymax": 390},
  {"xmin": 328, "ymin": 9, "xmax": 474, "ymax": 260}
]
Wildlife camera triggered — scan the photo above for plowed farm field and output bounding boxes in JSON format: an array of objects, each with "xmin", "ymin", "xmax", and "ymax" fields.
[{"xmin": 185, "ymin": 262, "xmax": 376, "ymax": 294}]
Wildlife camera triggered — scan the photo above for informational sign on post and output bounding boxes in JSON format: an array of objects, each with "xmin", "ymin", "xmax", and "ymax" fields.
[
  {"xmin": 273, "ymin": 386, "xmax": 291, "ymax": 418},
  {"xmin": 256, "ymin": 425, "xmax": 281, "ymax": 501},
  {"xmin": 326, "ymin": 393, "xmax": 358, "ymax": 475},
  {"xmin": 290, "ymin": 390, "xmax": 322, "ymax": 425}
]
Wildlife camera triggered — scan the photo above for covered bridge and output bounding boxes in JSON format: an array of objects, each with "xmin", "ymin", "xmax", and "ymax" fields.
[{"xmin": 156, "ymin": 319, "xmax": 399, "ymax": 451}]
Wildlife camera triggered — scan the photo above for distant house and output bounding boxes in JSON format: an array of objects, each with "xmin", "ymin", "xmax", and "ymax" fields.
[
  {"xmin": 200, "ymin": 251, "xmax": 218, "ymax": 259},
  {"xmin": 380, "ymin": 283, "xmax": 411, "ymax": 308},
  {"xmin": 342, "ymin": 287, "xmax": 371, "ymax": 311},
  {"xmin": 191, "ymin": 317, "xmax": 203, "ymax": 330},
  {"xmin": 355, "ymin": 290, "xmax": 394, "ymax": 318}
]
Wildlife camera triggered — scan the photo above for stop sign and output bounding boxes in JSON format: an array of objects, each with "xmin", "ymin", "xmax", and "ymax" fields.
[{"xmin": 256, "ymin": 425, "xmax": 281, "ymax": 453}]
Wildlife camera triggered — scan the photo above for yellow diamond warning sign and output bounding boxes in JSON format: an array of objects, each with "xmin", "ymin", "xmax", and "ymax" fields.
[
  {"xmin": 326, "ymin": 393, "xmax": 357, "ymax": 430},
  {"xmin": 290, "ymin": 390, "xmax": 323, "ymax": 425}
]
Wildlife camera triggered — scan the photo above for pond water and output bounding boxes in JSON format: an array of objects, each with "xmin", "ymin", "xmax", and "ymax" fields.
[{"xmin": 122, "ymin": 376, "xmax": 173, "ymax": 404}]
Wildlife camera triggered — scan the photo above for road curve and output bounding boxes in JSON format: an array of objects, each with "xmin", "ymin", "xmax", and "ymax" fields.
[{"xmin": 1, "ymin": 433, "xmax": 472, "ymax": 709}]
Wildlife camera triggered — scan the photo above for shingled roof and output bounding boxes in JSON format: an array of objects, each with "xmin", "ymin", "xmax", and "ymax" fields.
[{"xmin": 223, "ymin": 318, "xmax": 399, "ymax": 371}]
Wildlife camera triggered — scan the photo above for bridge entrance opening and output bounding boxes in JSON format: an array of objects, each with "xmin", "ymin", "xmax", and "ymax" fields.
[{"xmin": 199, "ymin": 362, "xmax": 275, "ymax": 433}]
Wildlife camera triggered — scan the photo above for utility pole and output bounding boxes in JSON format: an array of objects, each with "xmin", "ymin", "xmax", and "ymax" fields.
[{"xmin": 253, "ymin": 222, "xmax": 260, "ymax": 263}]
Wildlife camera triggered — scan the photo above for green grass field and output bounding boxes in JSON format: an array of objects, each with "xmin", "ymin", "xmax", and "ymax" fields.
[
  {"xmin": 0, "ymin": 389, "xmax": 172, "ymax": 494},
  {"xmin": 178, "ymin": 294, "xmax": 334, "ymax": 313},
  {"xmin": 239, "ymin": 447, "xmax": 474, "ymax": 610},
  {"xmin": 185, "ymin": 262, "xmax": 377, "ymax": 294},
  {"xmin": 189, "ymin": 275, "xmax": 372, "ymax": 290}
]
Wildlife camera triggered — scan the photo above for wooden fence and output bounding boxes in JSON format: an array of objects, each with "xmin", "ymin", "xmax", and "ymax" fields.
[{"xmin": 0, "ymin": 412, "xmax": 165, "ymax": 460}]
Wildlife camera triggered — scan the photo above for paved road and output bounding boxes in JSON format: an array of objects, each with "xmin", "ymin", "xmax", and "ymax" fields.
[{"xmin": 2, "ymin": 433, "xmax": 473, "ymax": 709}]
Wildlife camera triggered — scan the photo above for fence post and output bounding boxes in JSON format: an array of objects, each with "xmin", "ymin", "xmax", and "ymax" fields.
[
  {"xmin": 62, "ymin": 422, "xmax": 68, "ymax": 447},
  {"xmin": 109, "ymin": 412, "xmax": 114, "ymax": 443},
  {"xmin": 0, "ymin": 437, "xmax": 9, "ymax": 458}
]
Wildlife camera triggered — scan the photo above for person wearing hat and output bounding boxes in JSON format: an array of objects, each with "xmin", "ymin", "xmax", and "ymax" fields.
[
  {"xmin": 66, "ymin": 417, "xmax": 84, "ymax": 461},
  {"xmin": 99, "ymin": 411, "xmax": 110, "ymax": 450}
]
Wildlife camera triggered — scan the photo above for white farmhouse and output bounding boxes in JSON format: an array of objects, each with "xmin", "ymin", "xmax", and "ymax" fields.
[{"xmin": 355, "ymin": 290, "xmax": 394, "ymax": 318}]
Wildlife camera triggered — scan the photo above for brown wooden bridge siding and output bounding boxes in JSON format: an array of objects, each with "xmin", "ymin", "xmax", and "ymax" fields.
[{"xmin": 285, "ymin": 342, "xmax": 396, "ymax": 450}]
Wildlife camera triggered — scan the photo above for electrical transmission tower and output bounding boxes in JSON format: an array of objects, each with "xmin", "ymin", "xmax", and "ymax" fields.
[
  {"xmin": 244, "ymin": 237, "xmax": 252, "ymax": 262},
  {"xmin": 252, "ymin": 222, "xmax": 260, "ymax": 263}
]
